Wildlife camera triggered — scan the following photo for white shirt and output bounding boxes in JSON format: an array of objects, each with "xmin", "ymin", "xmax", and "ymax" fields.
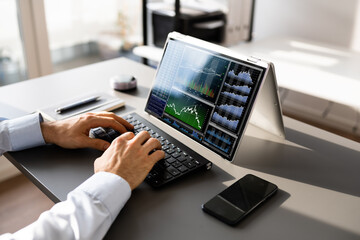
[
  {"xmin": 0, "ymin": 113, "xmax": 45, "ymax": 155},
  {"xmin": 0, "ymin": 114, "xmax": 132, "ymax": 240}
]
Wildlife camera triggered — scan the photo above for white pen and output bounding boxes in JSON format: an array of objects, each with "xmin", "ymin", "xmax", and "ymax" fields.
[{"xmin": 55, "ymin": 96, "xmax": 100, "ymax": 114}]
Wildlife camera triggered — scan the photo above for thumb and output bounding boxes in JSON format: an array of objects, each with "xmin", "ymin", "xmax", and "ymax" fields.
[
  {"xmin": 149, "ymin": 150, "xmax": 165, "ymax": 165},
  {"xmin": 83, "ymin": 138, "xmax": 111, "ymax": 151}
]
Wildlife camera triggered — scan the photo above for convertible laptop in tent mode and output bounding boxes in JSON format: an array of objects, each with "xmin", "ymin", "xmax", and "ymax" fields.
[{"xmin": 124, "ymin": 32, "xmax": 285, "ymax": 187}]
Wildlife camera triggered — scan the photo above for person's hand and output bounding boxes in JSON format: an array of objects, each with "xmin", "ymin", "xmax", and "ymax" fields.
[
  {"xmin": 40, "ymin": 112, "xmax": 133, "ymax": 151},
  {"xmin": 94, "ymin": 131, "xmax": 165, "ymax": 190}
]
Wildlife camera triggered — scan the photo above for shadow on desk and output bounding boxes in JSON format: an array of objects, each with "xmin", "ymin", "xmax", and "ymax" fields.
[
  {"xmin": 105, "ymin": 165, "xmax": 290, "ymax": 240},
  {"xmin": 234, "ymin": 127, "xmax": 360, "ymax": 197},
  {"xmin": 106, "ymin": 186, "xmax": 358, "ymax": 240},
  {"xmin": 115, "ymin": 85, "xmax": 150, "ymax": 99}
]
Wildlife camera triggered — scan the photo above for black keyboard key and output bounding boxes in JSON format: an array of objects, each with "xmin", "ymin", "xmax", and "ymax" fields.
[
  {"xmin": 162, "ymin": 145, "xmax": 170, "ymax": 150},
  {"xmin": 156, "ymin": 159, "xmax": 166, "ymax": 169},
  {"xmin": 166, "ymin": 148, "xmax": 176, "ymax": 154},
  {"xmin": 178, "ymin": 165, "xmax": 188, "ymax": 173},
  {"xmin": 166, "ymin": 157, "xmax": 177, "ymax": 164},
  {"xmin": 93, "ymin": 128, "xmax": 103, "ymax": 135},
  {"xmin": 166, "ymin": 166, "xmax": 180, "ymax": 176},
  {"xmin": 162, "ymin": 172, "xmax": 173, "ymax": 180},
  {"xmin": 152, "ymin": 179, "xmax": 161, "ymax": 186},
  {"xmin": 172, "ymin": 161, "xmax": 182, "ymax": 168},
  {"xmin": 194, "ymin": 160, "xmax": 201, "ymax": 165},
  {"xmin": 150, "ymin": 170, "xmax": 159, "ymax": 178},
  {"xmin": 147, "ymin": 172, "xmax": 160, "ymax": 183},
  {"xmin": 184, "ymin": 160, "xmax": 196, "ymax": 169},
  {"xmin": 164, "ymin": 153, "xmax": 171, "ymax": 160},
  {"xmin": 90, "ymin": 127, "xmax": 113, "ymax": 142},
  {"xmin": 171, "ymin": 152, "xmax": 181, "ymax": 158},
  {"xmin": 134, "ymin": 125, "xmax": 142, "ymax": 131},
  {"xmin": 107, "ymin": 128, "xmax": 120, "ymax": 140},
  {"xmin": 178, "ymin": 155, "xmax": 187, "ymax": 162}
]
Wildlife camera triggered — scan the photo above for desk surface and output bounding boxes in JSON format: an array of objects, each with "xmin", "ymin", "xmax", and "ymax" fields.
[{"xmin": 1, "ymin": 58, "xmax": 360, "ymax": 240}]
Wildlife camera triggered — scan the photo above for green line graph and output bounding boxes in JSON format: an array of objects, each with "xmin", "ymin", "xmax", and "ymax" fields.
[{"xmin": 165, "ymin": 90, "xmax": 212, "ymax": 131}]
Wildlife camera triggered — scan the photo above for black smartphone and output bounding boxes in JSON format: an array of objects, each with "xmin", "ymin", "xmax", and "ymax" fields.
[{"xmin": 202, "ymin": 174, "xmax": 278, "ymax": 225}]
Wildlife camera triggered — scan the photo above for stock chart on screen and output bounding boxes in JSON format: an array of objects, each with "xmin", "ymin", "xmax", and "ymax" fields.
[
  {"xmin": 145, "ymin": 39, "xmax": 265, "ymax": 160},
  {"xmin": 164, "ymin": 90, "xmax": 212, "ymax": 131}
]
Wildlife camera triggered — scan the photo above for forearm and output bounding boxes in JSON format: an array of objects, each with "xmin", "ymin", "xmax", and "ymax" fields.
[{"xmin": 2, "ymin": 172, "xmax": 131, "ymax": 240}]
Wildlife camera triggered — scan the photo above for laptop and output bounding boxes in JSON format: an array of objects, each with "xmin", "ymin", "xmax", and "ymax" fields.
[{"xmin": 94, "ymin": 32, "xmax": 284, "ymax": 187}]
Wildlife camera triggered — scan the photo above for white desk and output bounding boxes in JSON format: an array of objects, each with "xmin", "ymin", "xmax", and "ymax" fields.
[{"xmin": 1, "ymin": 58, "xmax": 360, "ymax": 239}]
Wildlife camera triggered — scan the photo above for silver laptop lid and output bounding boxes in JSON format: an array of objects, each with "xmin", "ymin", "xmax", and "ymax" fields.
[{"xmin": 144, "ymin": 32, "xmax": 283, "ymax": 162}]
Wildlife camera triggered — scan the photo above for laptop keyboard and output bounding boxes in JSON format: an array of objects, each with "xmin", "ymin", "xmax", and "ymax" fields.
[{"xmin": 90, "ymin": 113, "xmax": 212, "ymax": 187}]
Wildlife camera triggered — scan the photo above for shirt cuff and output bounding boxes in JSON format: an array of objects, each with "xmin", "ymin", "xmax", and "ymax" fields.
[
  {"xmin": 73, "ymin": 172, "xmax": 132, "ymax": 221},
  {"xmin": 8, "ymin": 113, "xmax": 46, "ymax": 151}
]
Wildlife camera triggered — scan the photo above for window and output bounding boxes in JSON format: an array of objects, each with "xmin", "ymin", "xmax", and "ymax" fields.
[
  {"xmin": 0, "ymin": 0, "xmax": 27, "ymax": 86},
  {"xmin": 44, "ymin": 0, "xmax": 143, "ymax": 72}
]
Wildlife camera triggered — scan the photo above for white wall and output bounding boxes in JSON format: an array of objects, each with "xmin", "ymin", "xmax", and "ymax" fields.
[
  {"xmin": 253, "ymin": 0, "xmax": 360, "ymax": 49},
  {"xmin": 351, "ymin": 1, "xmax": 360, "ymax": 51}
]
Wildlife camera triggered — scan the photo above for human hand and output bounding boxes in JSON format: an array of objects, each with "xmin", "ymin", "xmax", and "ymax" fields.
[
  {"xmin": 40, "ymin": 112, "xmax": 133, "ymax": 151},
  {"xmin": 94, "ymin": 131, "xmax": 165, "ymax": 190}
]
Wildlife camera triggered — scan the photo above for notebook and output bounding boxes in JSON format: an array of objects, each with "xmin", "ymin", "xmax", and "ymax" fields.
[
  {"xmin": 38, "ymin": 92, "xmax": 125, "ymax": 121},
  {"xmin": 141, "ymin": 32, "xmax": 284, "ymax": 163}
]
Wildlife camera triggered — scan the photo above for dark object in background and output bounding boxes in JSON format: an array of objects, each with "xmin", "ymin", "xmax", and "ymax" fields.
[
  {"xmin": 152, "ymin": 8, "xmax": 225, "ymax": 47},
  {"xmin": 110, "ymin": 74, "xmax": 137, "ymax": 91}
]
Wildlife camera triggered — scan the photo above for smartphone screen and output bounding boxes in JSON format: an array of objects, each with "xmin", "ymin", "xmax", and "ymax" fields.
[{"xmin": 202, "ymin": 174, "xmax": 278, "ymax": 225}]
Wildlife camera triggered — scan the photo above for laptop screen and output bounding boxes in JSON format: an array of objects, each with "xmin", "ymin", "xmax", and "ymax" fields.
[{"xmin": 145, "ymin": 37, "xmax": 266, "ymax": 161}]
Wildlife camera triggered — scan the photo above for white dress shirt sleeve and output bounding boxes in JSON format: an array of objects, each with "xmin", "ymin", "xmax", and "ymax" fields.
[
  {"xmin": 1, "ymin": 172, "xmax": 131, "ymax": 240},
  {"xmin": 0, "ymin": 113, "xmax": 45, "ymax": 156}
]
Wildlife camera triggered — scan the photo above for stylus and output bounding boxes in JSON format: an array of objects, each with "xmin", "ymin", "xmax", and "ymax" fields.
[{"xmin": 55, "ymin": 96, "xmax": 100, "ymax": 114}]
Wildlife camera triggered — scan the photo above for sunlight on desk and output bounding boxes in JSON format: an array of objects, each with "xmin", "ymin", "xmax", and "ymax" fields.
[
  {"xmin": 270, "ymin": 50, "xmax": 338, "ymax": 67},
  {"xmin": 280, "ymin": 180, "xmax": 360, "ymax": 237},
  {"xmin": 289, "ymin": 40, "xmax": 351, "ymax": 57}
]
